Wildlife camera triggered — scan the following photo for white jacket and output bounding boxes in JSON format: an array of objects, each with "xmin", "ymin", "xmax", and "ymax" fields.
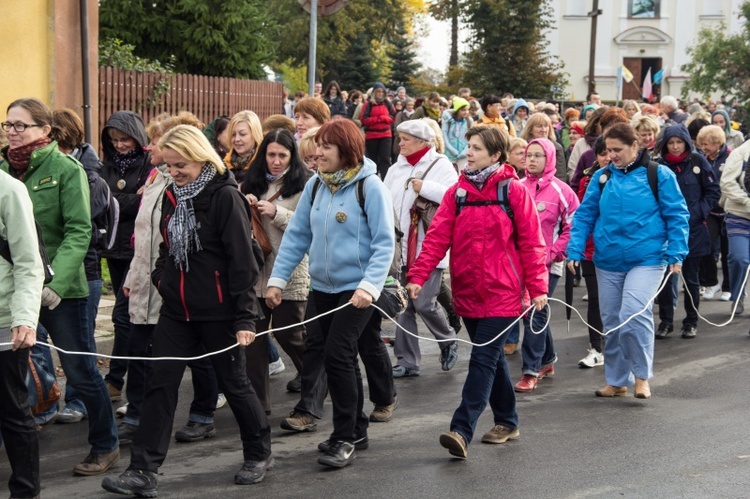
[
  {"xmin": 719, "ymin": 139, "xmax": 750, "ymax": 220},
  {"xmin": 383, "ymin": 148, "xmax": 458, "ymax": 269}
]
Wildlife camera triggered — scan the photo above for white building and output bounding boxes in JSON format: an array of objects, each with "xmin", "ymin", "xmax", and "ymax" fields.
[{"xmin": 546, "ymin": 0, "xmax": 745, "ymax": 103}]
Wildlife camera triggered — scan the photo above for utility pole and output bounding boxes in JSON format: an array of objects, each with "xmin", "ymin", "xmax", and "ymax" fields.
[
  {"xmin": 587, "ymin": 0, "xmax": 601, "ymax": 96},
  {"xmin": 308, "ymin": 0, "xmax": 318, "ymax": 96}
]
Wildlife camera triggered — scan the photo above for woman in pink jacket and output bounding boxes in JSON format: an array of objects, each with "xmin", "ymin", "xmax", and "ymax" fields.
[
  {"xmin": 406, "ymin": 125, "xmax": 548, "ymax": 459},
  {"xmin": 514, "ymin": 138, "xmax": 580, "ymax": 393}
]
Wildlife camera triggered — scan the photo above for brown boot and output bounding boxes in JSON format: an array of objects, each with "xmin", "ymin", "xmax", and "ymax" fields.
[
  {"xmin": 72, "ymin": 447, "xmax": 120, "ymax": 476},
  {"xmin": 595, "ymin": 385, "xmax": 627, "ymax": 397},
  {"xmin": 634, "ymin": 378, "xmax": 651, "ymax": 399}
]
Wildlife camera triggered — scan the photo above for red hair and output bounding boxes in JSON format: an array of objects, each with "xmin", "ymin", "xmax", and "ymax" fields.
[{"xmin": 316, "ymin": 119, "xmax": 365, "ymax": 169}]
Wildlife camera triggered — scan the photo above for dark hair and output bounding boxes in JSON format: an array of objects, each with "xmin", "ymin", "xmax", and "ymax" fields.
[
  {"xmin": 349, "ymin": 90, "xmax": 363, "ymax": 102},
  {"xmin": 593, "ymin": 135, "xmax": 607, "ymax": 156},
  {"xmin": 316, "ymin": 119, "xmax": 365, "ymax": 168},
  {"xmin": 603, "ymin": 123, "xmax": 639, "ymax": 146},
  {"xmin": 51, "ymin": 109, "xmax": 85, "ymax": 151},
  {"xmin": 7, "ymin": 97, "xmax": 53, "ymax": 129},
  {"xmin": 583, "ymin": 107, "xmax": 607, "ymax": 136},
  {"xmin": 465, "ymin": 125, "xmax": 509, "ymax": 164},
  {"xmin": 688, "ymin": 118, "xmax": 710, "ymax": 141},
  {"xmin": 241, "ymin": 129, "xmax": 311, "ymax": 199},
  {"xmin": 481, "ymin": 94, "xmax": 501, "ymax": 113},
  {"xmin": 323, "ymin": 81, "xmax": 342, "ymax": 98}
]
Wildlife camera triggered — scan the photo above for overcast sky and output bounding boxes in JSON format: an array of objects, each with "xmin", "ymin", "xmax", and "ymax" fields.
[{"xmin": 416, "ymin": 15, "xmax": 452, "ymax": 73}]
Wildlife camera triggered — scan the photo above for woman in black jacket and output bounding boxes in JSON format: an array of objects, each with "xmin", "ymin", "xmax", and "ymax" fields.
[
  {"xmin": 323, "ymin": 81, "xmax": 348, "ymax": 118},
  {"xmin": 101, "ymin": 125, "xmax": 272, "ymax": 496},
  {"xmin": 100, "ymin": 110, "xmax": 152, "ymax": 400}
]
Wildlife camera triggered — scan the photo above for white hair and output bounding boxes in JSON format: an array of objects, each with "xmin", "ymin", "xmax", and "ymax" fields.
[{"xmin": 660, "ymin": 95, "xmax": 678, "ymax": 111}]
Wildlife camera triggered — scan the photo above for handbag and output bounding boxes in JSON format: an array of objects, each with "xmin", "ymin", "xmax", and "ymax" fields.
[
  {"xmin": 27, "ymin": 353, "xmax": 61, "ymax": 415},
  {"xmin": 250, "ymin": 189, "xmax": 282, "ymax": 259},
  {"xmin": 412, "ymin": 158, "xmax": 442, "ymax": 232}
]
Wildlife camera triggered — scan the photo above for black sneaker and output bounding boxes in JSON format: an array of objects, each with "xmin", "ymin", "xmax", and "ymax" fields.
[
  {"xmin": 234, "ymin": 455, "xmax": 274, "ymax": 485},
  {"xmin": 318, "ymin": 435, "xmax": 368, "ymax": 453},
  {"xmin": 174, "ymin": 422, "xmax": 216, "ymax": 442},
  {"xmin": 655, "ymin": 323, "xmax": 673, "ymax": 339},
  {"xmin": 439, "ymin": 343, "xmax": 459, "ymax": 371},
  {"xmin": 117, "ymin": 422, "xmax": 138, "ymax": 446},
  {"xmin": 681, "ymin": 326, "xmax": 697, "ymax": 339},
  {"xmin": 101, "ymin": 469, "xmax": 158, "ymax": 497},
  {"xmin": 317, "ymin": 440, "xmax": 356, "ymax": 468},
  {"xmin": 286, "ymin": 374, "xmax": 302, "ymax": 393}
]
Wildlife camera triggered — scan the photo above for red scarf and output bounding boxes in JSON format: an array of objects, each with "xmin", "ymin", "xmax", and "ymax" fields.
[
  {"xmin": 664, "ymin": 151, "xmax": 689, "ymax": 165},
  {"xmin": 405, "ymin": 147, "xmax": 430, "ymax": 166},
  {"xmin": 7, "ymin": 136, "xmax": 51, "ymax": 180}
]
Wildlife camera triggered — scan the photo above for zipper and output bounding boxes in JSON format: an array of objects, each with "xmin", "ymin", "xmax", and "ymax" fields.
[
  {"xmin": 323, "ymin": 190, "xmax": 336, "ymax": 289},
  {"xmin": 215, "ymin": 271, "xmax": 224, "ymax": 303},
  {"xmin": 180, "ymin": 269, "xmax": 190, "ymax": 321}
]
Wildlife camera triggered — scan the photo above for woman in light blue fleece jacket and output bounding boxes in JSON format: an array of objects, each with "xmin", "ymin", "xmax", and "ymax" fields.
[{"xmin": 267, "ymin": 119, "xmax": 394, "ymax": 469}]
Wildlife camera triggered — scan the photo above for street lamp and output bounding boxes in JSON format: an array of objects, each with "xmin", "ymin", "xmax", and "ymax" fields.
[{"xmin": 298, "ymin": 0, "xmax": 348, "ymax": 96}]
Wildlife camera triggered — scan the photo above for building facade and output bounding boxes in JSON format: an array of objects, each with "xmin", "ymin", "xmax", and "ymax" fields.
[{"xmin": 546, "ymin": 0, "xmax": 745, "ymax": 102}]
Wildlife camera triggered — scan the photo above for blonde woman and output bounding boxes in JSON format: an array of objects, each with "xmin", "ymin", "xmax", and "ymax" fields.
[
  {"xmin": 519, "ymin": 113, "xmax": 566, "ymax": 182},
  {"xmin": 225, "ymin": 110, "xmax": 264, "ymax": 183},
  {"xmin": 622, "ymin": 100, "xmax": 641, "ymax": 120}
]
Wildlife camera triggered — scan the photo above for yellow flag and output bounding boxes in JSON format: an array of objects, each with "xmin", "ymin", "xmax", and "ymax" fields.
[{"xmin": 621, "ymin": 66, "xmax": 634, "ymax": 83}]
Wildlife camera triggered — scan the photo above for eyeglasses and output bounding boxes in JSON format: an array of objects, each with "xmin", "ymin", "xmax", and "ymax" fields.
[
  {"xmin": 525, "ymin": 153, "xmax": 546, "ymax": 160},
  {"xmin": 1, "ymin": 121, "xmax": 41, "ymax": 132}
]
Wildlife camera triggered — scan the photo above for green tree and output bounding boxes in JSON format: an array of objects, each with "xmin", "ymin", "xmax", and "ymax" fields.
[
  {"xmin": 461, "ymin": 0, "xmax": 567, "ymax": 98},
  {"xmin": 680, "ymin": 1, "xmax": 750, "ymax": 105},
  {"xmin": 99, "ymin": 0, "xmax": 278, "ymax": 79},
  {"xmin": 429, "ymin": 0, "xmax": 464, "ymax": 70},
  {"xmin": 335, "ymin": 31, "xmax": 379, "ymax": 91},
  {"xmin": 386, "ymin": 20, "xmax": 421, "ymax": 94}
]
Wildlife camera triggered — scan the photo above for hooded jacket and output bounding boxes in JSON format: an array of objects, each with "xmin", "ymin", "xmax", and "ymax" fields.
[
  {"xmin": 408, "ymin": 164, "xmax": 548, "ymax": 318},
  {"xmin": 71, "ymin": 142, "xmax": 105, "ymax": 281},
  {"xmin": 658, "ymin": 125, "xmax": 720, "ymax": 257},
  {"xmin": 568, "ymin": 149, "xmax": 690, "ymax": 272},
  {"xmin": 521, "ymin": 139, "xmax": 580, "ymax": 275},
  {"xmin": 268, "ymin": 159, "xmax": 394, "ymax": 301},
  {"xmin": 101, "ymin": 111, "xmax": 152, "ymax": 260},
  {"xmin": 719, "ymin": 140, "xmax": 750, "ymax": 221},
  {"xmin": 511, "ymin": 99, "xmax": 530, "ymax": 135},
  {"xmin": 360, "ymin": 97, "xmax": 395, "ymax": 141},
  {"xmin": 442, "ymin": 116, "xmax": 471, "ymax": 162},
  {"xmin": 711, "ymin": 109, "xmax": 745, "ymax": 150},
  {"xmin": 476, "ymin": 114, "xmax": 517, "ymax": 137}
]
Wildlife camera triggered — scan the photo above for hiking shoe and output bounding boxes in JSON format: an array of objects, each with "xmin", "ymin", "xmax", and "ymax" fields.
[
  {"xmin": 439, "ymin": 431, "xmax": 467, "ymax": 458},
  {"xmin": 318, "ymin": 435, "xmax": 368, "ymax": 453},
  {"xmin": 440, "ymin": 343, "xmax": 458, "ymax": 371},
  {"xmin": 101, "ymin": 469, "xmax": 157, "ymax": 497},
  {"xmin": 369, "ymin": 396, "xmax": 398, "ymax": 423},
  {"xmin": 106, "ymin": 382, "xmax": 122, "ymax": 402},
  {"xmin": 115, "ymin": 403, "xmax": 128, "ymax": 417},
  {"xmin": 538, "ymin": 364, "xmax": 555, "ymax": 379},
  {"xmin": 174, "ymin": 422, "xmax": 216, "ymax": 442},
  {"xmin": 655, "ymin": 322, "xmax": 673, "ymax": 339},
  {"xmin": 681, "ymin": 326, "xmax": 697, "ymax": 339},
  {"xmin": 734, "ymin": 300, "xmax": 745, "ymax": 315},
  {"xmin": 73, "ymin": 448, "xmax": 120, "ymax": 476},
  {"xmin": 504, "ymin": 342, "xmax": 517, "ymax": 355},
  {"xmin": 117, "ymin": 422, "xmax": 138, "ymax": 446},
  {"xmin": 720, "ymin": 291, "xmax": 732, "ymax": 302},
  {"xmin": 595, "ymin": 385, "xmax": 627, "ymax": 397},
  {"xmin": 318, "ymin": 440, "xmax": 356, "ymax": 468},
  {"xmin": 481, "ymin": 425, "xmax": 520, "ymax": 444},
  {"xmin": 269, "ymin": 358, "xmax": 285, "ymax": 376},
  {"xmin": 56, "ymin": 407, "xmax": 86, "ymax": 424},
  {"xmin": 216, "ymin": 393, "xmax": 227, "ymax": 409},
  {"xmin": 578, "ymin": 348, "xmax": 604, "ymax": 368},
  {"xmin": 514, "ymin": 374, "xmax": 539, "ymax": 393},
  {"xmin": 392, "ymin": 365, "xmax": 420, "ymax": 378},
  {"xmin": 286, "ymin": 374, "xmax": 302, "ymax": 393},
  {"xmin": 702, "ymin": 284, "xmax": 722, "ymax": 300},
  {"xmin": 280, "ymin": 411, "xmax": 317, "ymax": 432},
  {"xmin": 235, "ymin": 455, "xmax": 274, "ymax": 485}
]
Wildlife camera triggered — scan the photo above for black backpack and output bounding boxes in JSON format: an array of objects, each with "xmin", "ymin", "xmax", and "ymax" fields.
[
  {"xmin": 599, "ymin": 162, "xmax": 660, "ymax": 201},
  {"xmin": 90, "ymin": 175, "xmax": 120, "ymax": 251},
  {"xmin": 0, "ymin": 219, "xmax": 55, "ymax": 284}
]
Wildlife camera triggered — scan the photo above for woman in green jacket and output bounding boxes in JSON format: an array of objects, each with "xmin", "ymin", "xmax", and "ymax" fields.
[{"xmin": 1, "ymin": 98, "xmax": 119, "ymax": 475}]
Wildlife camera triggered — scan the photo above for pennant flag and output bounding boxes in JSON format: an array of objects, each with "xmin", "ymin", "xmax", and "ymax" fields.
[
  {"xmin": 653, "ymin": 68, "xmax": 664, "ymax": 85},
  {"xmin": 642, "ymin": 67, "xmax": 653, "ymax": 102},
  {"xmin": 621, "ymin": 65, "xmax": 634, "ymax": 83}
]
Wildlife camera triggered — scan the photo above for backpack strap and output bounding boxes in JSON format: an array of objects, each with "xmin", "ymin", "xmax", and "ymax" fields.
[
  {"xmin": 310, "ymin": 178, "xmax": 323, "ymax": 206},
  {"xmin": 355, "ymin": 177, "xmax": 368, "ymax": 222},
  {"xmin": 455, "ymin": 179, "xmax": 513, "ymax": 219}
]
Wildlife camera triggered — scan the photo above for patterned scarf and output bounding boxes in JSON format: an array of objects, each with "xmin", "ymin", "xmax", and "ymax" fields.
[
  {"xmin": 318, "ymin": 163, "xmax": 363, "ymax": 194},
  {"xmin": 424, "ymin": 104, "xmax": 441, "ymax": 121},
  {"xmin": 113, "ymin": 148, "xmax": 142, "ymax": 177},
  {"xmin": 463, "ymin": 162, "xmax": 501, "ymax": 190},
  {"xmin": 230, "ymin": 150, "xmax": 254, "ymax": 171},
  {"xmin": 167, "ymin": 164, "xmax": 217, "ymax": 272},
  {"xmin": 265, "ymin": 167, "xmax": 289, "ymax": 184},
  {"xmin": 7, "ymin": 136, "xmax": 51, "ymax": 179}
]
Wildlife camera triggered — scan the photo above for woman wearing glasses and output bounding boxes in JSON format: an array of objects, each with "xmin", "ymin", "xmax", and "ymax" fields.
[
  {"xmin": 514, "ymin": 138, "xmax": 579, "ymax": 393},
  {"xmin": 100, "ymin": 111, "xmax": 152, "ymax": 402}
]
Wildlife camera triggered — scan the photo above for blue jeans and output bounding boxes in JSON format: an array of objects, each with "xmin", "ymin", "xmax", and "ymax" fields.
[
  {"xmin": 521, "ymin": 274, "xmax": 559, "ymax": 375},
  {"xmin": 726, "ymin": 214, "xmax": 750, "ymax": 303},
  {"xmin": 39, "ymin": 298, "xmax": 118, "ymax": 453},
  {"xmin": 450, "ymin": 317, "xmax": 518, "ymax": 445},
  {"xmin": 64, "ymin": 279, "xmax": 102, "ymax": 415},
  {"xmin": 31, "ymin": 323, "xmax": 58, "ymax": 423},
  {"xmin": 596, "ymin": 265, "xmax": 665, "ymax": 387}
]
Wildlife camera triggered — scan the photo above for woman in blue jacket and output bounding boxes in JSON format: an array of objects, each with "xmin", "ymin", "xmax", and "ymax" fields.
[
  {"xmin": 655, "ymin": 125, "xmax": 720, "ymax": 339},
  {"xmin": 266, "ymin": 119, "xmax": 394, "ymax": 469},
  {"xmin": 567, "ymin": 124, "xmax": 689, "ymax": 400}
]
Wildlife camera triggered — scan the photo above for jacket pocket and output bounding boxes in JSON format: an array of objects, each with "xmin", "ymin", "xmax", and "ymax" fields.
[{"xmin": 215, "ymin": 271, "xmax": 224, "ymax": 304}]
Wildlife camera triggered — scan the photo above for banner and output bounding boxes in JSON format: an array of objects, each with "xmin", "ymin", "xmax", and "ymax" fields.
[
  {"xmin": 621, "ymin": 65, "xmax": 634, "ymax": 83},
  {"xmin": 642, "ymin": 67, "xmax": 653, "ymax": 102},
  {"xmin": 653, "ymin": 68, "xmax": 664, "ymax": 85}
]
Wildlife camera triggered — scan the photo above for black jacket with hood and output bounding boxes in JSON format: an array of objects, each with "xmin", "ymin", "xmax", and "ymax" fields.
[
  {"xmin": 101, "ymin": 111, "xmax": 152, "ymax": 260},
  {"xmin": 153, "ymin": 170, "xmax": 261, "ymax": 333},
  {"xmin": 72, "ymin": 142, "xmax": 105, "ymax": 280}
]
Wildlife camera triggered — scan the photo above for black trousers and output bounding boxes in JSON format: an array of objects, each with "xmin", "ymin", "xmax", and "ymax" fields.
[
  {"xmin": 295, "ymin": 297, "xmax": 395, "ymax": 424},
  {"xmin": 0, "ymin": 347, "xmax": 40, "ymax": 498},
  {"xmin": 130, "ymin": 316, "xmax": 271, "ymax": 472},
  {"xmin": 658, "ymin": 256, "xmax": 701, "ymax": 328},
  {"xmin": 581, "ymin": 260, "xmax": 603, "ymax": 352},
  {"xmin": 700, "ymin": 214, "xmax": 730, "ymax": 290},
  {"xmin": 365, "ymin": 137, "xmax": 393, "ymax": 179},
  {"xmin": 105, "ymin": 258, "xmax": 132, "ymax": 390}
]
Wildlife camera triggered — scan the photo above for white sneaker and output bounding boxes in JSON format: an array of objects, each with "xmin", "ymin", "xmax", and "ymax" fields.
[
  {"xmin": 699, "ymin": 286, "xmax": 706, "ymax": 297},
  {"xmin": 578, "ymin": 348, "xmax": 604, "ymax": 368},
  {"xmin": 720, "ymin": 291, "xmax": 732, "ymax": 302},
  {"xmin": 582, "ymin": 294, "xmax": 589, "ymax": 302},
  {"xmin": 269, "ymin": 358, "xmax": 286, "ymax": 376},
  {"xmin": 116, "ymin": 403, "xmax": 128, "ymax": 417},
  {"xmin": 702, "ymin": 284, "xmax": 722, "ymax": 300},
  {"xmin": 216, "ymin": 393, "xmax": 227, "ymax": 409}
]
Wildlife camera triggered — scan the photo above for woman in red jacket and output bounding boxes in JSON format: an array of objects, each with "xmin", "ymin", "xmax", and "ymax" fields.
[
  {"xmin": 406, "ymin": 125, "xmax": 548, "ymax": 459},
  {"xmin": 360, "ymin": 82, "xmax": 395, "ymax": 178}
]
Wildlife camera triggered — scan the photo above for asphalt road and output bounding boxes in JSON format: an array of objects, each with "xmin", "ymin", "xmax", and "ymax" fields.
[{"xmin": 3, "ymin": 284, "xmax": 750, "ymax": 498}]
